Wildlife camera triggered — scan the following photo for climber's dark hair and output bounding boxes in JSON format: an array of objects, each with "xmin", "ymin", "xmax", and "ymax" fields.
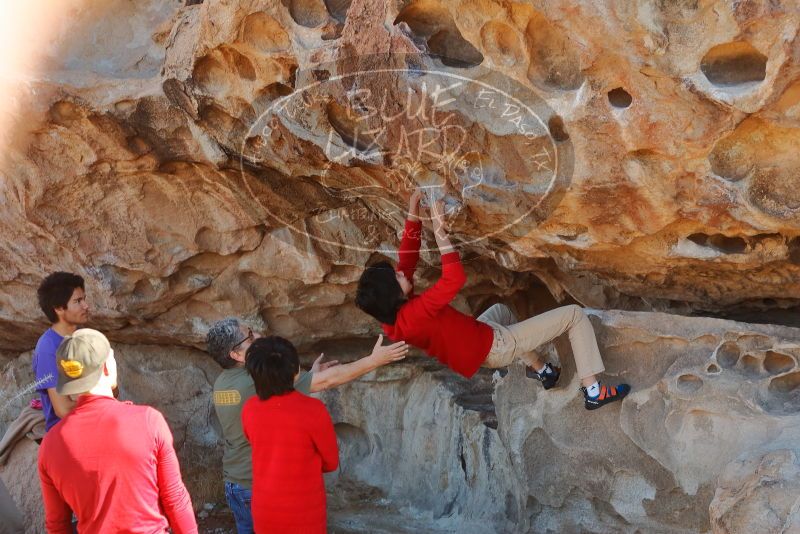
[
  {"xmin": 355, "ymin": 261, "xmax": 406, "ymax": 325},
  {"xmin": 37, "ymin": 272, "xmax": 85, "ymax": 324},
  {"xmin": 245, "ymin": 336, "xmax": 299, "ymax": 400}
]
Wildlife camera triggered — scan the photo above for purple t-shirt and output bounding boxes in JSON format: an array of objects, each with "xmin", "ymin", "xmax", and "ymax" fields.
[{"xmin": 32, "ymin": 328, "xmax": 63, "ymax": 431}]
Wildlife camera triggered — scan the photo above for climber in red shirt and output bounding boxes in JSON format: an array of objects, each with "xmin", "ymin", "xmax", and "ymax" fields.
[
  {"xmin": 356, "ymin": 190, "xmax": 630, "ymax": 410},
  {"xmin": 242, "ymin": 336, "xmax": 338, "ymax": 533}
]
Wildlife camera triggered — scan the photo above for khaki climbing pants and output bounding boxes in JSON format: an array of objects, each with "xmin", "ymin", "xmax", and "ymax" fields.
[{"xmin": 477, "ymin": 303, "xmax": 606, "ymax": 380}]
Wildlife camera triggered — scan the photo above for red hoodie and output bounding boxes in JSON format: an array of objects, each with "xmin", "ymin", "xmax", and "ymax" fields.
[{"xmin": 382, "ymin": 219, "xmax": 494, "ymax": 378}]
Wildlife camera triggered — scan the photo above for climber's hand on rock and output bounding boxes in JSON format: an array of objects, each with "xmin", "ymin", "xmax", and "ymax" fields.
[
  {"xmin": 430, "ymin": 200, "xmax": 454, "ymax": 253},
  {"xmin": 311, "ymin": 353, "xmax": 339, "ymax": 373},
  {"xmin": 370, "ymin": 334, "xmax": 408, "ymax": 365},
  {"xmin": 408, "ymin": 189, "xmax": 423, "ymax": 221}
]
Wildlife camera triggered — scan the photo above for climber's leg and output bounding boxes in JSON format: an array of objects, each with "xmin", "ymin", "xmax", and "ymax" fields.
[
  {"xmin": 506, "ymin": 305, "xmax": 630, "ymax": 409},
  {"xmin": 478, "ymin": 304, "xmax": 544, "ymax": 368}
]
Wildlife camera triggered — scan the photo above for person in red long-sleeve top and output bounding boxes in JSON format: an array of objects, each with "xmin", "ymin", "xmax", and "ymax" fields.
[
  {"xmin": 242, "ymin": 336, "xmax": 338, "ymax": 533},
  {"xmin": 356, "ymin": 190, "xmax": 630, "ymax": 411},
  {"xmin": 37, "ymin": 329, "xmax": 197, "ymax": 534}
]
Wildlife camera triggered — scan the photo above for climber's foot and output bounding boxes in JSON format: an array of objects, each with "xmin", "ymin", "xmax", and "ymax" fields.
[
  {"xmin": 581, "ymin": 383, "xmax": 630, "ymax": 410},
  {"xmin": 526, "ymin": 362, "xmax": 561, "ymax": 390}
]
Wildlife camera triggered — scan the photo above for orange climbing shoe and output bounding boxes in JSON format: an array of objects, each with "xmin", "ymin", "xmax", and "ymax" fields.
[{"xmin": 581, "ymin": 383, "xmax": 630, "ymax": 410}]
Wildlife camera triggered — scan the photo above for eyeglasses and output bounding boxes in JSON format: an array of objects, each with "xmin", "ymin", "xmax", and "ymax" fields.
[{"xmin": 231, "ymin": 328, "xmax": 254, "ymax": 352}]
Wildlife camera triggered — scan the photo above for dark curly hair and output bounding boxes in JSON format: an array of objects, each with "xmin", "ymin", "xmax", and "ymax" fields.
[
  {"xmin": 37, "ymin": 272, "xmax": 85, "ymax": 324},
  {"xmin": 355, "ymin": 261, "xmax": 406, "ymax": 325},
  {"xmin": 206, "ymin": 318, "xmax": 244, "ymax": 369}
]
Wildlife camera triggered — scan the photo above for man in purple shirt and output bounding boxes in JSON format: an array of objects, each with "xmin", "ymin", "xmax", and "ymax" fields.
[{"xmin": 33, "ymin": 272, "xmax": 90, "ymax": 431}]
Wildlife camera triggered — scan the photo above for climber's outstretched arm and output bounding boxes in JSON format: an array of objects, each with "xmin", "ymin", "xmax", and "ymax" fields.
[{"xmin": 430, "ymin": 199, "xmax": 454, "ymax": 255}]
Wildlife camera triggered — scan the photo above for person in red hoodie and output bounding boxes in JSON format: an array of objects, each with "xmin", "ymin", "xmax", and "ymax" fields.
[
  {"xmin": 242, "ymin": 336, "xmax": 338, "ymax": 533},
  {"xmin": 356, "ymin": 191, "xmax": 630, "ymax": 410},
  {"xmin": 37, "ymin": 329, "xmax": 197, "ymax": 533}
]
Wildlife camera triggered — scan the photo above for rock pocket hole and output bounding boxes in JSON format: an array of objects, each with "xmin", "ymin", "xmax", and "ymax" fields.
[
  {"xmin": 687, "ymin": 233, "xmax": 747, "ymax": 254},
  {"xmin": 223, "ymin": 47, "xmax": 257, "ymax": 81},
  {"xmin": 608, "ymin": 87, "xmax": 632, "ymax": 108},
  {"xmin": 259, "ymin": 82, "xmax": 294, "ymax": 102},
  {"xmin": 428, "ymin": 29, "xmax": 484, "ymax": 68},
  {"xmin": 740, "ymin": 354, "xmax": 762, "ymax": 376},
  {"xmin": 708, "ymin": 133, "xmax": 754, "ymax": 183},
  {"xmin": 706, "ymin": 363, "xmax": 721, "ymax": 374},
  {"xmin": 324, "ymin": 0, "xmax": 351, "ymax": 23},
  {"xmin": 326, "ymin": 101, "xmax": 376, "ymax": 152},
  {"xmin": 132, "ymin": 278, "xmax": 158, "ymax": 301},
  {"xmin": 716, "ymin": 341, "xmax": 741, "ymax": 369},
  {"xmin": 192, "ymin": 54, "xmax": 231, "ymax": 96},
  {"xmin": 524, "ymin": 12, "xmax": 584, "ymax": 90},
  {"xmin": 548, "ymin": 115, "xmax": 569, "ymax": 142},
  {"xmin": 480, "ymin": 21, "xmax": 524, "ymax": 66},
  {"xmin": 394, "ymin": 2, "xmax": 482, "ymax": 68},
  {"xmin": 687, "ymin": 233, "xmax": 708, "ymax": 246},
  {"xmin": 394, "ymin": 1, "xmax": 451, "ymax": 39},
  {"xmin": 288, "ymin": 0, "xmax": 329, "ymax": 28},
  {"xmin": 700, "ymin": 41, "xmax": 767, "ymax": 86},
  {"xmin": 239, "ymin": 12, "xmax": 290, "ymax": 53},
  {"xmin": 49, "ymin": 100, "xmax": 83, "ymax": 125},
  {"xmin": 768, "ymin": 371, "xmax": 800, "ymax": 394},
  {"xmin": 761, "ymin": 372, "xmax": 800, "ymax": 414},
  {"xmin": 764, "ymin": 351, "xmax": 796, "ymax": 375},
  {"xmin": 677, "ymin": 374, "xmax": 703, "ymax": 393}
]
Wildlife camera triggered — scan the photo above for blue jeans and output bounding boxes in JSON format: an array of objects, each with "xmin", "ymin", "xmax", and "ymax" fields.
[{"xmin": 224, "ymin": 481, "xmax": 254, "ymax": 534}]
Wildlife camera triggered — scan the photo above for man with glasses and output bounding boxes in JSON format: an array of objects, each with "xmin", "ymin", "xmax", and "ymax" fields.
[{"xmin": 206, "ymin": 318, "xmax": 408, "ymax": 534}]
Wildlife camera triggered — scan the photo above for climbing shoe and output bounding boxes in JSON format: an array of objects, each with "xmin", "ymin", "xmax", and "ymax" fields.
[
  {"xmin": 581, "ymin": 383, "xmax": 630, "ymax": 410},
  {"xmin": 526, "ymin": 362, "xmax": 561, "ymax": 390}
]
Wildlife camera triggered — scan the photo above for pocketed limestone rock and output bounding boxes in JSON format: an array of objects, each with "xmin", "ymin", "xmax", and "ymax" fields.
[
  {"xmin": 2, "ymin": 1, "xmax": 800, "ymax": 349},
  {"xmin": 320, "ymin": 310, "xmax": 800, "ymax": 533},
  {"xmin": 709, "ymin": 450, "xmax": 800, "ymax": 534}
]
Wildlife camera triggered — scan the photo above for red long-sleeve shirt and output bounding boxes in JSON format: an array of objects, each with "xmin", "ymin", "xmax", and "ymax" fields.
[
  {"xmin": 38, "ymin": 395, "xmax": 197, "ymax": 534},
  {"xmin": 242, "ymin": 391, "xmax": 338, "ymax": 533},
  {"xmin": 383, "ymin": 219, "xmax": 494, "ymax": 378}
]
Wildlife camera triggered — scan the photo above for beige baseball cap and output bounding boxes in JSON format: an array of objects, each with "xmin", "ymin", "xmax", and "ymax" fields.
[{"xmin": 56, "ymin": 329, "xmax": 111, "ymax": 395}]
